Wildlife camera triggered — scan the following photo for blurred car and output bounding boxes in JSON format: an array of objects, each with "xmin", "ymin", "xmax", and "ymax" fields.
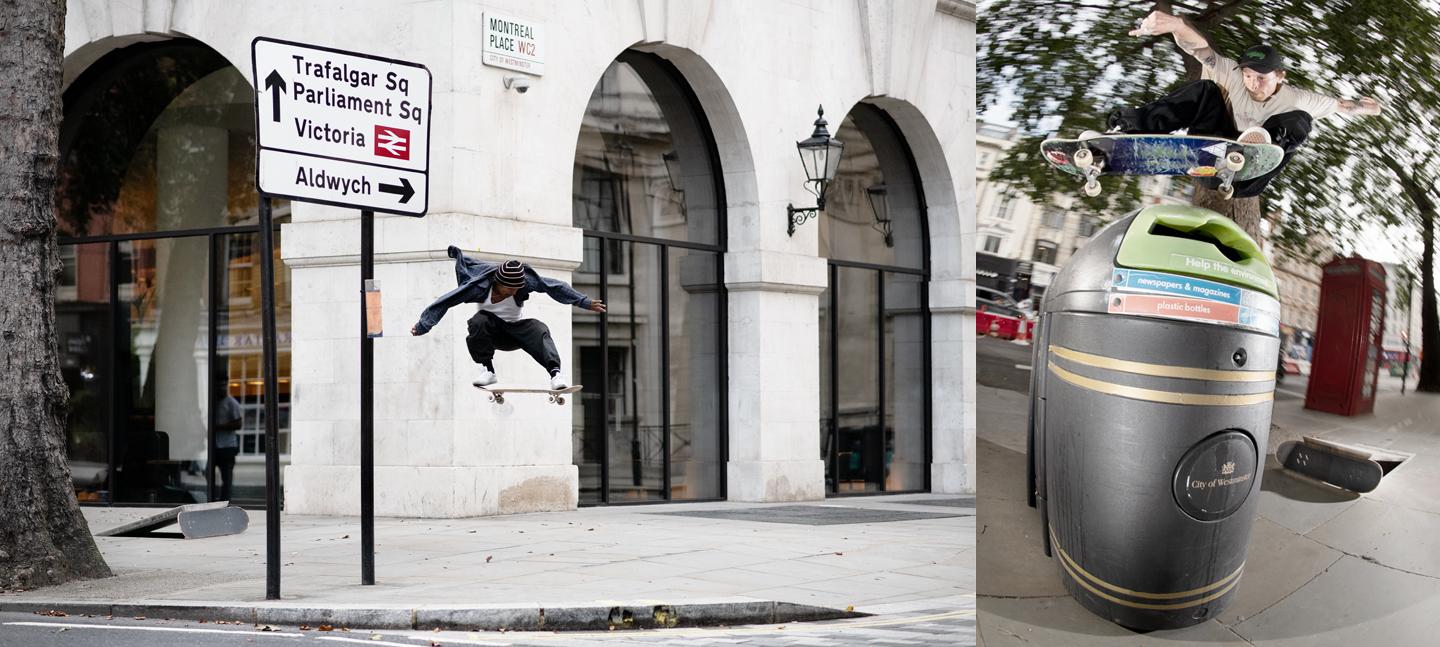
[{"xmin": 977, "ymin": 286, "xmax": 1036, "ymax": 341}]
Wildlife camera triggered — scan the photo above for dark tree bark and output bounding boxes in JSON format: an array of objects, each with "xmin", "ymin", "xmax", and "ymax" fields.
[
  {"xmin": 1418, "ymin": 207, "xmax": 1440, "ymax": 392},
  {"xmin": 0, "ymin": 0, "xmax": 112, "ymax": 589},
  {"xmin": 1192, "ymin": 188, "xmax": 1263, "ymax": 241}
]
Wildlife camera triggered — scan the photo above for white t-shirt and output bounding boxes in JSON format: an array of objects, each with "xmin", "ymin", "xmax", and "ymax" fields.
[
  {"xmin": 478, "ymin": 293, "xmax": 523, "ymax": 322},
  {"xmin": 1202, "ymin": 52, "xmax": 1338, "ymax": 130}
]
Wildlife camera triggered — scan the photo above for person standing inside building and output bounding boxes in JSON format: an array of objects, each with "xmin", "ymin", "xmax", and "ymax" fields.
[
  {"xmin": 411, "ymin": 247, "xmax": 606, "ymax": 389},
  {"xmin": 213, "ymin": 369, "xmax": 243, "ymax": 502}
]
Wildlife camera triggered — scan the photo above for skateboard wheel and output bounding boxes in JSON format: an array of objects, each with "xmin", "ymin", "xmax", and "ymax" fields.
[
  {"xmin": 1083, "ymin": 180, "xmax": 1102, "ymax": 197},
  {"xmin": 556, "ymin": 396, "xmax": 566, "ymax": 405},
  {"xmin": 1073, "ymin": 148, "xmax": 1093, "ymax": 170},
  {"xmin": 1218, "ymin": 184, "xmax": 1234, "ymax": 199},
  {"xmin": 494, "ymin": 395, "xmax": 505, "ymax": 404},
  {"xmin": 1225, "ymin": 151, "xmax": 1245, "ymax": 171}
]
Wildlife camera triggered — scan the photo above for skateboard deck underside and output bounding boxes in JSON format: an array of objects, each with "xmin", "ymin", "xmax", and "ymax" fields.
[{"xmin": 1042, "ymin": 136, "xmax": 1284, "ymax": 180}]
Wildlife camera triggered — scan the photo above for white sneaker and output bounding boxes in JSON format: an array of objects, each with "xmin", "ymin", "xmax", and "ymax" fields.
[
  {"xmin": 473, "ymin": 367, "xmax": 497, "ymax": 387},
  {"xmin": 549, "ymin": 373, "xmax": 569, "ymax": 390},
  {"xmin": 1078, "ymin": 130, "xmax": 1105, "ymax": 141},
  {"xmin": 1237, "ymin": 127, "xmax": 1272, "ymax": 145}
]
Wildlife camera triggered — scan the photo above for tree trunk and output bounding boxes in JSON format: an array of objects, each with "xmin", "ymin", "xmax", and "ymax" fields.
[
  {"xmin": 1417, "ymin": 205, "xmax": 1440, "ymax": 392},
  {"xmin": 0, "ymin": 0, "xmax": 112, "ymax": 590},
  {"xmin": 1192, "ymin": 187, "xmax": 1264, "ymax": 241}
]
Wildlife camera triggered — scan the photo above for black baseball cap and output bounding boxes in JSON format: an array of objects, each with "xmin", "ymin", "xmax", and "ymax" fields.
[{"xmin": 1237, "ymin": 44, "xmax": 1286, "ymax": 73}]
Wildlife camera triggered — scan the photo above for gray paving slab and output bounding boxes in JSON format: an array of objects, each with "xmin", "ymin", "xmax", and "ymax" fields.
[
  {"xmin": 979, "ymin": 596, "xmax": 1252, "ymax": 646},
  {"xmin": 1305, "ymin": 497, "xmax": 1440, "ymax": 579},
  {"xmin": 1215, "ymin": 517, "xmax": 1342, "ymax": 626},
  {"xmin": 2, "ymin": 494, "xmax": 970, "ymax": 632},
  {"xmin": 649, "ymin": 506, "xmax": 967, "ymax": 525},
  {"xmin": 1254, "ymin": 460, "xmax": 1363, "ymax": 535},
  {"xmin": 1232, "ymin": 555, "xmax": 1440, "ymax": 646},
  {"xmin": 1365, "ymin": 452, "xmax": 1440, "ymax": 515}
]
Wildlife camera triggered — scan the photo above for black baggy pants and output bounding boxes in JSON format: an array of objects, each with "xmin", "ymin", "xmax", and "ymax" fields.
[
  {"xmin": 466, "ymin": 310, "xmax": 561, "ymax": 375},
  {"xmin": 1126, "ymin": 80, "xmax": 1312, "ymax": 198}
]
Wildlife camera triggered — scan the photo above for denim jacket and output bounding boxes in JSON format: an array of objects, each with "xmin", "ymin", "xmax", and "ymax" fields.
[{"xmin": 412, "ymin": 246, "xmax": 593, "ymax": 335}]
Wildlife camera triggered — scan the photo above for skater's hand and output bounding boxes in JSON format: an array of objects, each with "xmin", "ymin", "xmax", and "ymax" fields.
[
  {"xmin": 411, "ymin": 325, "xmax": 422, "ymax": 336},
  {"xmin": 1357, "ymin": 97, "xmax": 1382, "ymax": 115},
  {"xmin": 588, "ymin": 300, "xmax": 607, "ymax": 314},
  {"xmin": 1129, "ymin": 11, "xmax": 1181, "ymax": 37}
]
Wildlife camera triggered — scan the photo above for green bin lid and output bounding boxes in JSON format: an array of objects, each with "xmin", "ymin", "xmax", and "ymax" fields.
[{"xmin": 1115, "ymin": 205, "xmax": 1277, "ymax": 298}]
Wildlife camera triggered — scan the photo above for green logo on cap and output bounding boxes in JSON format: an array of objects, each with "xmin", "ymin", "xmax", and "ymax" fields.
[{"xmin": 1246, "ymin": 50, "xmax": 1265, "ymax": 59}]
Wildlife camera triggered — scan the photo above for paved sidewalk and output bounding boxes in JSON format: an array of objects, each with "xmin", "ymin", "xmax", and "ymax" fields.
[
  {"xmin": 0, "ymin": 494, "xmax": 973, "ymax": 631},
  {"xmin": 978, "ymin": 385, "xmax": 1440, "ymax": 646}
]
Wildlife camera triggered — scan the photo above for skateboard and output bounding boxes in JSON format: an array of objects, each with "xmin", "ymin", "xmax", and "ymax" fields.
[
  {"xmin": 178, "ymin": 505, "xmax": 249, "ymax": 539},
  {"xmin": 1276, "ymin": 437, "xmax": 1384, "ymax": 493},
  {"xmin": 1041, "ymin": 134, "xmax": 1285, "ymax": 199},
  {"xmin": 476, "ymin": 384, "xmax": 582, "ymax": 405}
]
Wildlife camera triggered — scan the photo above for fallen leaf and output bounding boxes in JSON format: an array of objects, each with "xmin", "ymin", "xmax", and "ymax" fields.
[
  {"xmin": 485, "ymin": 556, "xmax": 493, "ymax": 563},
  {"xmin": 370, "ymin": 634, "xmax": 383, "ymax": 640},
  {"xmin": 318, "ymin": 624, "xmax": 334, "ymax": 631},
  {"xmin": 35, "ymin": 610, "xmax": 67, "ymax": 617},
  {"xmin": 299, "ymin": 625, "xmax": 311, "ymax": 631},
  {"xmin": 256, "ymin": 625, "xmax": 278, "ymax": 632}
]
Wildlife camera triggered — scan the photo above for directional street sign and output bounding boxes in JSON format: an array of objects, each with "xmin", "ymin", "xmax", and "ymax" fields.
[{"xmin": 252, "ymin": 37, "xmax": 432, "ymax": 216}]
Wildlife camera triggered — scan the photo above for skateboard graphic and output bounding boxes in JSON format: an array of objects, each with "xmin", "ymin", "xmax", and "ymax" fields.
[
  {"xmin": 1276, "ymin": 437, "xmax": 1384, "ymax": 493},
  {"xmin": 476, "ymin": 384, "xmax": 582, "ymax": 405},
  {"xmin": 1041, "ymin": 134, "xmax": 1285, "ymax": 199}
]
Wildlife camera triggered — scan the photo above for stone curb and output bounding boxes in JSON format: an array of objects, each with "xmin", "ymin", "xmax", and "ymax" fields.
[{"xmin": 0, "ymin": 599, "xmax": 865, "ymax": 631}]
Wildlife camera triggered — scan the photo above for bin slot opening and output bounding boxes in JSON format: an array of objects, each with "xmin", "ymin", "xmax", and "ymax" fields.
[{"xmin": 1149, "ymin": 222, "xmax": 1249, "ymax": 262}]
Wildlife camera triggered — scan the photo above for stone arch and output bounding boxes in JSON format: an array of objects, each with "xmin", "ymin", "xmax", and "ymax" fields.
[{"xmin": 850, "ymin": 96, "xmax": 971, "ymax": 493}]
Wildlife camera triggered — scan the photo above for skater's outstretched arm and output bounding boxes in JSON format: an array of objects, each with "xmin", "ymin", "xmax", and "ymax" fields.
[
  {"xmin": 527, "ymin": 269, "xmax": 607, "ymax": 312},
  {"xmin": 1336, "ymin": 97, "xmax": 1383, "ymax": 116},
  {"xmin": 411, "ymin": 283, "xmax": 475, "ymax": 335},
  {"xmin": 1130, "ymin": 10, "xmax": 1218, "ymax": 67}
]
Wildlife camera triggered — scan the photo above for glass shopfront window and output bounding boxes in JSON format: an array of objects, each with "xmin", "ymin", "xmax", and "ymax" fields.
[
  {"xmin": 56, "ymin": 40, "xmax": 290, "ymax": 506},
  {"xmin": 571, "ymin": 51, "xmax": 726, "ymax": 504},
  {"xmin": 819, "ymin": 103, "xmax": 930, "ymax": 494}
]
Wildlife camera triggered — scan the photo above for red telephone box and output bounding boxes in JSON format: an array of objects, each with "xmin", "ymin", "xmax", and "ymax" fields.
[{"xmin": 1305, "ymin": 257, "xmax": 1387, "ymax": 416}]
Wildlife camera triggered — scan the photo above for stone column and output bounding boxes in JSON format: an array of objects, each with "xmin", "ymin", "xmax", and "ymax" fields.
[{"xmin": 725, "ymin": 250, "xmax": 828, "ymax": 501}]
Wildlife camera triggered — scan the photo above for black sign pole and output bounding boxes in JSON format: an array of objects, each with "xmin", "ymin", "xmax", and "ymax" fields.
[
  {"xmin": 259, "ymin": 196, "xmax": 282, "ymax": 600},
  {"xmin": 361, "ymin": 209, "xmax": 376, "ymax": 585}
]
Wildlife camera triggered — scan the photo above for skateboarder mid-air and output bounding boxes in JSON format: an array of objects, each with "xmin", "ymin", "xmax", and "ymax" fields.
[
  {"xmin": 411, "ymin": 247, "xmax": 606, "ymax": 390},
  {"xmin": 1090, "ymin": 10, "xmax": 1383, "ymax": 197}
]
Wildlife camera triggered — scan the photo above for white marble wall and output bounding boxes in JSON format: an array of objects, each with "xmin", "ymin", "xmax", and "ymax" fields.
[{"xmin": 60, "ymin": 0, "xmax": 978, "ymax": 514}]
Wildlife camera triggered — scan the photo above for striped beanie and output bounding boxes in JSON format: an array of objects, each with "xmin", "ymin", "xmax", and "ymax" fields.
[{"xmin": 495, "ymin": 260, "xmax": 526, "ymax": 287}]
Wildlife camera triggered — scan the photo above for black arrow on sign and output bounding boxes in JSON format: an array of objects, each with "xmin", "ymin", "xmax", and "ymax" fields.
[
  {"xmin": 264, "ymin": 70, "xmax": 286, "ymax": 122},
  {"xmin": 378, "ymin": 177, "xmax": 415, "ymax": 204}
]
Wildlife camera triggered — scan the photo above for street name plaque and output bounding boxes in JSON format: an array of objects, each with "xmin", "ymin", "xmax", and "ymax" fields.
[{"xmin": 252, "ymin": 37, "xmax": 432, "ymax": 216}]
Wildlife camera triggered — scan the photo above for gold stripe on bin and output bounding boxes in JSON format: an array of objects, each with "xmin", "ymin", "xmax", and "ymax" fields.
[
  {"xmin": 1047, "ymin": 362, "xmax": 1273, "ymax": 406},
  {"xmin": 1049, "ymin": 528, "xmax": 1245, "ymax": 610},
  {"xmin": 1049, "ymin": 345, "xmax": 1274, "ymax": 382}
]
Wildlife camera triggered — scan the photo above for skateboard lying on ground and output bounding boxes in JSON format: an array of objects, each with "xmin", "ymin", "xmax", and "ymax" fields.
[
  {"xmin": 476, "ymin": 384, "xmax": 582, "ymax": 405},
  {"xmin": 1041, "ymin": 133, "xmax": 1285, "ymax": 199},
  {"xmin": 1276, "ymin": 436, "xmax": 1384, "ymax": 493}
]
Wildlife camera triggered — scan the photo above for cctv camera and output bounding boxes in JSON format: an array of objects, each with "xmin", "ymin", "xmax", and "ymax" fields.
[{"xmin": 504, "ymin": 76, "xmax": 532, "ymax": 93}]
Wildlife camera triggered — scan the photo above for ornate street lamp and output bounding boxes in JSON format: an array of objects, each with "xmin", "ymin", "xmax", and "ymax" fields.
[
  {"xmin": 662, "ymin": 150, "xmax": 684, "ymax": 194},
  {"xmin": 787, "ymin": 105, "xmax": 845, "ymax": 236},
  {"xmin": 867, "ymin": 184, "xmax": 894, "ymax": 248}
]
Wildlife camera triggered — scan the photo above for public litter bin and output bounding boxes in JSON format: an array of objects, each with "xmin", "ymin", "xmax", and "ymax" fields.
[{"xmin": 1025, "ymin": 204, "xmax": 1280, "ymax": 630}]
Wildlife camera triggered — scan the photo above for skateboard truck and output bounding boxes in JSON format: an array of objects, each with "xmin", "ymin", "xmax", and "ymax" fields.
[
  {"xmin": 1073, "ymin": 146, "xmax": 1106, "ymax": 197},
  {"xmin": 1214, "ymin": 146, "xmax": 1246, "ymax": 199}
]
